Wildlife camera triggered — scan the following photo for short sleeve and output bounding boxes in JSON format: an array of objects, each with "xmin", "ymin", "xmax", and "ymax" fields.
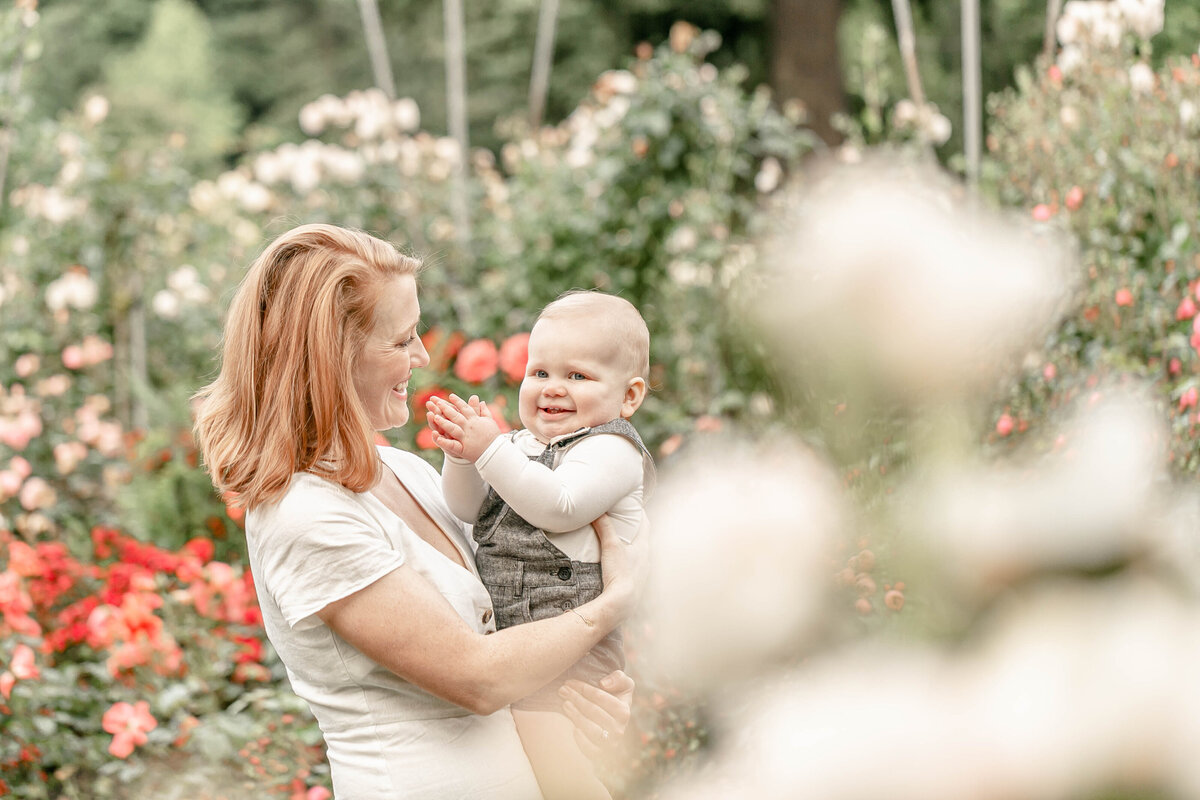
[{"xmin": 247, "ymin": 475, "xmax": 407, "ymax": 631}]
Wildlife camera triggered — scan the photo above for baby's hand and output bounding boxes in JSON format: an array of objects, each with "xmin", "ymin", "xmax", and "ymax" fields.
[{"xmin": 426, "ymin": 394, "xmax": 501, "ymax": 462}]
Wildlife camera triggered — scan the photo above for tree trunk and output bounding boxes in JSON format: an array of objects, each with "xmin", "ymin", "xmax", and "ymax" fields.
[
  {"xmin": 443, "ymin": 0, "xmax": 471, "ymax": 244},
  {"xmin": 356, "ymin": 0, "xmax": 396, "ymax": 99},
  {"xmin": 769, "ymin": 0, "xmax": 845, "ymax": 146},
  {"xmin": 528, "ymin": 0, "xmax": 560, "ymax": 129}
]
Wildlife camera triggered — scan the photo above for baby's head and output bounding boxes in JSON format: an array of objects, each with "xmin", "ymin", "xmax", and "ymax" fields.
[{"xmin": 519, "ymin": 291, "xmax": 650, "ymax": 443}]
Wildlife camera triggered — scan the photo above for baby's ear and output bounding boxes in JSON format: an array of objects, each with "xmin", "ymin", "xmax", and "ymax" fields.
[{"xmin": 621, "ymin": 377, "xmax": 647, "ymax": 418}]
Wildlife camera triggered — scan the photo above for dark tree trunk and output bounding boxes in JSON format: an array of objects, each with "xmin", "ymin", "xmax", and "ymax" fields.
[{"xmin": 769, "ymin": 0, "xmax": 845, "ymax": 146}]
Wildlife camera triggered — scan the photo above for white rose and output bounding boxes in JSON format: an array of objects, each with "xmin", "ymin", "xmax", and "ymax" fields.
[
  {"xmin": 152, "ymin": 290, "xmax": 181, "ymax": 319},
  {"xmin": 1129, "ymin": 62, "xmax": 1155, "ymax": 94}
]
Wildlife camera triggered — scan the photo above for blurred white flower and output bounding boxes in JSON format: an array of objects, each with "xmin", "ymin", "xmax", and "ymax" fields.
[
  {"xmin": 757, "ymin": 159, "xmax": 1074, "ymax": 403},
  {"xmin": 298, "ymin": 101, "xmax": 327, "ymax": 136},
  {"xmin": 665, "ymin": 225, "xmax": 699, "ymax": 254},
  {"xmin": 18, "ymin": 476, "xmax": 55, "ymax": 511},
  {"xmin": 658, "ymin": 579, "xmax": 1200, "ymax": 800},
  {"xmin": 45, "ymin": 268, "xmax": 98, "ymax": 312},
  {"xmin": 152, "ymin": 290, "xmax": 181, "ymax": 319},
  {"xmin": 55, "ymin": 132, "xmax": 82, "ymax": 158},
  {"xmin": 189, "ymin": 181, "xmax": 221, "ymax": 215},
  {"xmin": 924, "ymin": 112, "xmax": 953, "ymax": 145},
  {"xmin": 392, "ymin": 98, "xmax": 420, "ymax": 132},
  {"xmin": 290, "ymin": 158, "xmax": 321, "ymax": 195},
  {"xmin": 83, "ymin": 94, "xmax": 110, "ymax": 126},
  {"xmin": 908, "ymin": 393, "xmax": 1165, "ymax": 588},
  {"xmin": 167, "ymin": 265, "xmax": 199, "ymax": 293},
  {"xmin": 433, "ymin": 137, "xmax": 462, "ymax": 167},
  {"xmin": 754, "ymin": 157, "xmax": 782, "ymax": 194},
  {"xmin": 1181, "ymin": 99, "xmax": 1198, "ymax": 129},
  {"xmin": 1057, "ymin": 44, "xmax": 1085, "ymax": 74},
  {"xmin": 892, "ymin": 98, "xmax": 919, "ymax": 126},
  {"xmin": 1116, "ymin": 0, "xmax": 1164, "ymax": 39},
  {"xmin": 253, "ymin": 152, "xmax": 286, "ymax": 185},
  {"xmin": 1056, "ymin": 12, "xmax": 1084, "ymax": 45},
  {"xmin": 216, "ymin": 169, "xmax": 249, "ymax": 198},
  {"xmin": 641, "ymin": 438, "xmax": 843, "ymax": 693},
  {"xmin": 1129, "ymin": 62, "xmax": 1155, "ymax": 94},
  {"xmin": 354, "ymin": 106, "xmax": 387, "ymax": 140},
  {"xmin": 321, "ymin": 146, "xmax": 365, "ymax": 184},
  {"xmin": 237, "ymin": 182, "xmax": 272, "ymax": 213}
]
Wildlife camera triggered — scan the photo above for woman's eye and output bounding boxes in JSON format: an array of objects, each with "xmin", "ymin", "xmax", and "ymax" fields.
[{"xmin": 398, "ymin": 335, "xmax": 415, "ymax": 348}]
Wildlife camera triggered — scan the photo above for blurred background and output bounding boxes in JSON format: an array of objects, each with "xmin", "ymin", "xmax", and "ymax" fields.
[{"xmin": 4, "ymin": 0, "xmax": 1200, "ymax": 797}]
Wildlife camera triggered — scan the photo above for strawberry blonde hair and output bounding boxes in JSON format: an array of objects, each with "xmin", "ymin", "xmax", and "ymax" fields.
[{"xmin": 194, "ymin": 223, "xmax": 420, "ymax": 509}]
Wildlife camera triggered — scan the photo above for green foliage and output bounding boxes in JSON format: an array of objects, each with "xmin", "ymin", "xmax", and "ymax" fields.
[
  {"xmin": 100, "ymin": 0, "xmax": 242, "ymax": 168},
  {"xmin": 473, "ymin": 28, "xmax": 816, "ymax": 442},
  {"xmin": 985, "ymin": 38, "xmax": 1200, "ymax": 470}
]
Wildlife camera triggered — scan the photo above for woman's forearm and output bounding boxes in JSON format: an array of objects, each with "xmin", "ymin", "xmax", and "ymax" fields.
[
  {"xmin": 458, "ymin": 593, "xmax": 622, "ymax": 714},
  {"xmin": 318, "ymin": 563, "xmax": 626, "ymax": 717}
]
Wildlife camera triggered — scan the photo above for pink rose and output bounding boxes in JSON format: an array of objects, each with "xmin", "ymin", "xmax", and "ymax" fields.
[
  {"xmin": 453, "ymin": 339, "xmax": 499, "ymax": 384},
  {"xmin": 61, "ymin": 345, "xmax": 84, "ymax": 370},
  {"xmin": 995, "ymin": 413, "xmax": 1015, "ymax": 437},
  {"xmin": 498, "ymin": 333, "xmax": 530, "ymax": 383}
]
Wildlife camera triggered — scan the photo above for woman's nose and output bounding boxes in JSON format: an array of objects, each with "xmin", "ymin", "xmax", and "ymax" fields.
[{"xmin": 412, "ymin": 336, "xmax": 431, "ymax": 367}]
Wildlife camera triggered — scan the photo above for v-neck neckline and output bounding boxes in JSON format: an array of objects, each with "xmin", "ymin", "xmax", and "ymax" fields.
[{"xmin": 365, "ymin": 457, "xmax": 478, "ymax": 579}]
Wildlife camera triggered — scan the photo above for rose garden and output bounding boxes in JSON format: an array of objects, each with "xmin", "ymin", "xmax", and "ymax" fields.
[{"xmin": 3, "ymin": 0, "xmax": 1200, "ymax": 797}]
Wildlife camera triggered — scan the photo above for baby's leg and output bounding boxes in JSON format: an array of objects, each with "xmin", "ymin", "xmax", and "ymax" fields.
[{"xmin": 511, "ymin": 707, "xmax": 611, "ymax": 800}]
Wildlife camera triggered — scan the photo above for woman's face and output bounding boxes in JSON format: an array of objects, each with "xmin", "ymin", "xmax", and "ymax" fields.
[{"xmin": 351, "ymin": 274, "xmax": 428, "ymax": 431}]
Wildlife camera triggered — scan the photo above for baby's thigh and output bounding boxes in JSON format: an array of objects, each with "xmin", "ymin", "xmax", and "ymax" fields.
[{"xmin": 511, "ymin": 708, "xmax": 610, "ymax": 800}]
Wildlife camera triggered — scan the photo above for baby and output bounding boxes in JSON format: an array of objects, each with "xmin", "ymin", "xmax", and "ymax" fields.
[{"xmin": 426, "ymin": 290, "xmax": 653, "ymax": 800}]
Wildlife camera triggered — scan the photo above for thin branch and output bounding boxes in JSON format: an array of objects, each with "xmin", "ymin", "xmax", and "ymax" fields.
[
  {"xmin": 890, "ymin": 0, "xmax": 926, "ymax": 106},
  {"xmin": 1043, "ymin": 0, "xmax": 1063, "ymax": 61},
  {"xmin": 962, "ymin": 0, "xmax": 982, "ymax": 187},
  {"xmin": 356, "ymin": 0, "xmax": 396, "ymax": 99},
  {"xmin": 443, "ymin": 0, "xmax": 471, "ymax": 243},
  {"xmin": 528, "ymin": 0, "xmax": 560, "ymax": 129}
]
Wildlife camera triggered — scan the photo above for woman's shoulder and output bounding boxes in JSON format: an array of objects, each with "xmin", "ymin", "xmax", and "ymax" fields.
[{"xmin": 250, "ymin": 471, "xmax": 364, "ymax": 529}]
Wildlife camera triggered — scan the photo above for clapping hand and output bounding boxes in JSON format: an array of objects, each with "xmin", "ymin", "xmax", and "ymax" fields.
[{"xmin": 426, "ymin": 393, "xmax": 502, "ymax": 462}]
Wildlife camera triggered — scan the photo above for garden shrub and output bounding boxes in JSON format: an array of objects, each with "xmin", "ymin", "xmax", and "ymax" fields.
[{"xmin": 984, "ymin": 3, "xmax": 1200, "ymax": 469}]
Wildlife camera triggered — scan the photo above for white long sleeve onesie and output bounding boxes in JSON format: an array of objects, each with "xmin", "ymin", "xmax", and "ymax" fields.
[{"xmin": 441, "ymin": 428, "xmax": 646, "ymax": 562}]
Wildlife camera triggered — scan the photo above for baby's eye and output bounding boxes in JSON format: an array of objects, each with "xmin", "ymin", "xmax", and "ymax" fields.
[
  {"xmin": 568, "ymin": 372, "xmax": 588, "ymax": 381},
  {"xmin": 532, "ymin": 369, "xmax": 548, "ymax": 378}
]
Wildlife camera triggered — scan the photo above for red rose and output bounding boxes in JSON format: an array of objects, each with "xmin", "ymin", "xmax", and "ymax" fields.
[
  {"xmin": 411, "ymin": 385, "xmax": 445, "ymax": 423},
  {"xmin": 422, "ymin": 327, "xmax": 466, "ymax": 372},
  {"xmin": 415, "ymin": 427, "xmax": 437, "ymax": 450},
  {"xmin": 454, "ymin": 339, "xmax": 499, "ymax": 384},
  {"xmin": 498, "ymin": 333, "xmax": 530, "ymax": 383}
]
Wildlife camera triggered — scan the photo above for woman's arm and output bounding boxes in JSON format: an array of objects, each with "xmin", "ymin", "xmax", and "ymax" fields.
[{"xmin": 316, "ymin": 515, "xmax": 645, "ymax": 716}]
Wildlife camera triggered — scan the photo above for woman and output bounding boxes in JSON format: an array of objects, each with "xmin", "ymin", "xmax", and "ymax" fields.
[{"xmin": 194, "ymin": 223, "xmax": 643, "ymax": 798}]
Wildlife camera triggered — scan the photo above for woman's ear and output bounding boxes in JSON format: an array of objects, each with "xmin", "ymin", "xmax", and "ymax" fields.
[{"xmin": 621, "ymin": 377, "xmax": 648, "ymax": 418}]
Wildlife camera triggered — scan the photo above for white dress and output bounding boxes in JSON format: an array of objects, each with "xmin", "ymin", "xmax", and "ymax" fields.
[{"xmin": 246, "ymin": 446, "xmax": 544, "ymax": 800}]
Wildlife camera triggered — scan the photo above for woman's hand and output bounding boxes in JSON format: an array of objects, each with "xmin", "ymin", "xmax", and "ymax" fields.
[
  {"xmin": 558, "ymin": 671, "xmax": 635, "ymax": 761},
  {"xmin": 593, "ymin": 513, "xmax": 650, "ymax": 621}
]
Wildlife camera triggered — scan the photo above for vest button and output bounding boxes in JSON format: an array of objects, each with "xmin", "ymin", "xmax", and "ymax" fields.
[
  {"xmin": 481, "ymin": 609, "xmax": 492, "ymax": 624},
  {"xmin": 557, "ymin": 566, "xmax": 572, "ymax": 581}
]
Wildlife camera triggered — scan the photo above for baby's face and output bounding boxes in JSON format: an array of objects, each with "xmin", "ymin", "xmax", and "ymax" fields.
[{"xmin": 518, "ymin": 316, "xmax": 638, "ymax": 443}]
